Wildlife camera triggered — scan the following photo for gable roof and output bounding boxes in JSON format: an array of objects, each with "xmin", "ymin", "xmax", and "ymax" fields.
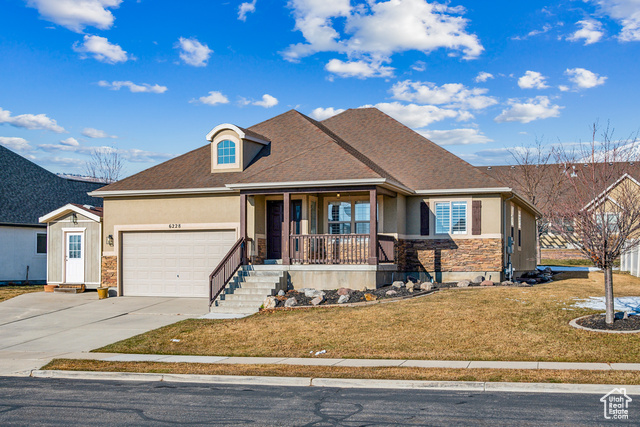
[
  {"xmin": 93, "ymin": 108, "xmax": 506, "ymax": 196},
  {"xmin": 39, "ymin": 203, "xmax": 103, "ymax": 223},
  {"xmin": 0, "ymin": 145, "xmax": 105, "ymax": 225}
]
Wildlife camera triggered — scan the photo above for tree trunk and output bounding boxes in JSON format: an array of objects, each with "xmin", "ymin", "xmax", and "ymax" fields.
[{"xmin": 604, "ymin": 266, "xmax": 615, "ymax": 324}]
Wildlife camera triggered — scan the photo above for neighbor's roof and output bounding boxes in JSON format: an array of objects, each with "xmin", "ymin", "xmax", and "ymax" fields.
[
  {"xmin": 39, "ymin": 203, "xmax": 104, "ymax": 223},
  {"xmin": 94, "ymin": 108, "xmax": 505, "ymax": 195},
  {"xmin": 0, "ymin": 145, "xmax": 105, "ymax": 225}
]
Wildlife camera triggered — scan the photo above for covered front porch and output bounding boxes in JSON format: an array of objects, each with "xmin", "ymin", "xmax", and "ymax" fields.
[{"xmin": 239, "ymin": 186, "xmax": 397, "ymax": 267}]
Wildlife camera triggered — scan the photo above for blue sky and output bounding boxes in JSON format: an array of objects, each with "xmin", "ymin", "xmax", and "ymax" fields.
[{"xmin": 1, "ymin": 0, "xmax": 639, "ymax": 177}]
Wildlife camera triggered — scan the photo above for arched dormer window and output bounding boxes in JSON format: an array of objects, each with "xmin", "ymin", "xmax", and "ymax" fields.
[{"xmin": 217, "ymin": 140, "xmax": 236, "ymax": 165}]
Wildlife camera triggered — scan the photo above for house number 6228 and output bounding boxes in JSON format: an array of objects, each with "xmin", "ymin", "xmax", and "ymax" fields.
[{"xmin": 169, "ymin": 224, "xmax": 181, "ymax": 229}]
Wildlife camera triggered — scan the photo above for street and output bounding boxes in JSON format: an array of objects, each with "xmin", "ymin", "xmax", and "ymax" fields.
[{"xmin": 0, "ymin": 376, "xmax": 629, "ymax": 426}]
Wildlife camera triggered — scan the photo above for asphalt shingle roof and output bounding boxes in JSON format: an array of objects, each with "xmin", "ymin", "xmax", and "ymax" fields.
[{"xmin": 0, "ymin": 145, "xmax": 105, "ymax": 225}]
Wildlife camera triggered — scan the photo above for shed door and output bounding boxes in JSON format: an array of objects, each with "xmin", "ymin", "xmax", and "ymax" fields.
[
  {"xmin": 121, "ymin": 230, "xmax": 236, "ymax": 297},
  {"xmin": 65, "ymin": 232, "xmax": 84, "ymax": 283}
]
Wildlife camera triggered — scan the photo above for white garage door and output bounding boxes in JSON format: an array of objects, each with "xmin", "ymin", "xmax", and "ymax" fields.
[{"xmin": 122, "ymin": 230, "xmax": 236, "ymax": 297}]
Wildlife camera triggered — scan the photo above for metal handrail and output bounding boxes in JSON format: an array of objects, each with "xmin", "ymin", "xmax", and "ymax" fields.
[{"xmin": 208, "ymin": 237, "xmax": 246, "ymax": 307}]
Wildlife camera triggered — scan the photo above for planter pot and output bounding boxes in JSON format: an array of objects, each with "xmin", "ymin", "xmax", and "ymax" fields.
[
  {"xmin": 97, "ymin": 287, "xmax": 109, "ymax": 299},
  {"xmin": 43, "ymin": 284, "xmax": 58, "ymax": 293}
]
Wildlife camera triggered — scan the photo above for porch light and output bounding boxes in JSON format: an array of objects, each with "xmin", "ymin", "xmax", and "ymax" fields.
[
  {"xmin": 336, "ymin": 193, "xmax": 341, "ymax": 199},
  {"xmin": 72, "ymin": 213, "xmax": 78, "ymax": 224},
  {"xmin": 107, "ymin": 235, "xmax": 114, "ymax": 246}
]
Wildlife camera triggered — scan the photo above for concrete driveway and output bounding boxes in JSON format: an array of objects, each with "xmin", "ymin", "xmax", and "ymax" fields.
[{"xmin": 0, "ymin": 292, "xmax": 209, "ymax": 375}]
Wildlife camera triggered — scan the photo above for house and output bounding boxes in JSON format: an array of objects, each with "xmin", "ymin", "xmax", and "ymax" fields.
[
  {"xmin": 38, "ymin": 203, "xmax": 104, "ymax": 290},
  {"xmin": 90, "ymin": 108, "xmax": 539, "ymax": 303},
  {"xmin": 0, "ymin": 146, "xmax": 104, "ymax": 284}
]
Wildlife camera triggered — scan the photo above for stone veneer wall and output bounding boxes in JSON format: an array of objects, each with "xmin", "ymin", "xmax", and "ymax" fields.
[
  {"xmin": 397, "ymin": 238, "xmax": 503, "ymax": 273},
  {"xmin": 101, "ymin": 256, "xmax": 117, "ymax": 287},
  {"xmin": 252, "ymin": 237, "xmax": 267, "ymax": 264}
]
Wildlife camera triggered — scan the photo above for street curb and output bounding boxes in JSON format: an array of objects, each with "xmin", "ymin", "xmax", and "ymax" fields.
[{"xmin": 28, "ymin": 370, "xmax": 640, "ymax": 394}]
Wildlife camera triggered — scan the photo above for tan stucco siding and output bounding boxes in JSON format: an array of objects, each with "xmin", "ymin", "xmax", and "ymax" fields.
[
  {"xmin": 382, "ymin": 195, "xmax": 397, "ymax": 234},
  {"xmin": 404, "ymin": 195, "xmax": 501, "ymax": 237},
  {"xmin": 504, "ymin": 199, "xmax": 537, "ymax": 272},
  {"xmin": 48, "ymin": 212, "xmax": 101, "ymax": 285},
  {"xmin": 102, "ymin": 194, "xmax": 240, "ymax": 249}
]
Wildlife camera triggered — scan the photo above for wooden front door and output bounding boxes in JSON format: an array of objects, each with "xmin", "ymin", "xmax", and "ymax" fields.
[{"xmin": 267, "ymin": 201, "xmax": 284, "ymax": 259}]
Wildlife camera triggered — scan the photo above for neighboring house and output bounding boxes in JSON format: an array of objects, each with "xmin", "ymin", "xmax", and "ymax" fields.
[
  {"xmin": 90, "ymin": 108, "xmax": 539, "ymax": 301},
  {"xmin": 39, "ymin": 204, "xmax": 103, "ymax": 289},
  {"xmin": 0, "ymin": 145, "xmax": 104, "ymax": 284}
]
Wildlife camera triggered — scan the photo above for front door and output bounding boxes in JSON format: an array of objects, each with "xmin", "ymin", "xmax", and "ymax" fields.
[
  {"xmin": 65, "ymin": 232, "xmax": 84, "ymax": 283},
  {"xmin": 267, "ymin": 201, "xmax": 284, "ymax": 259}
]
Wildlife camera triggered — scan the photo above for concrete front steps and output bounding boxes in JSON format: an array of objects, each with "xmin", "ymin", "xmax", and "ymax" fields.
[{"xmin": 209, "ymin": 266, "xmax": 286, "ymax": 315}]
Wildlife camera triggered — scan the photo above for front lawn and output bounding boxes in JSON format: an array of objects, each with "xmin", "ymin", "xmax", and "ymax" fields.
[
  {"xmin": 0, "ymin": 285, "xmax": 42, "ymax": 303},
  {"xmin": 96, "ymin": 272, "xmax": 640, "ymax": 363}
]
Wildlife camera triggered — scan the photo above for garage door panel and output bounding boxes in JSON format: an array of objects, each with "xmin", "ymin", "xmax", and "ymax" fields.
[{"xmin": 122, "ymin": 230, "xmax": 236, "ymax": 297}]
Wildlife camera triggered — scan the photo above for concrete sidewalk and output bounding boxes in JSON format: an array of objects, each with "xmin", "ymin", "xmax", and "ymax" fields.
[{"xmin": 13, "ymin": 351, "xmax": 640, "ymax": 372}]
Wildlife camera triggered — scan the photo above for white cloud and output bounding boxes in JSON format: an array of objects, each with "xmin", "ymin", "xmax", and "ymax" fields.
[
  {"xmin": 284, "ymin": 0, "xmax": 483, "ymax": 67},
  {"xmin": 418, "ymin": 128, "xmax": 492, "ymax": 145},
  {"xmin": 361, "ymin": 102, "xmax": 459, "ymax": 128},
  {"xmin": 60, "ymin": 137, "xmax": 79, "ymax": 146},
  {"xmin": 588, "ymin": 0, "xmax": 640, "ymax": 41},
  {"xmin": 567, "ymin": 20, "xmax": 604, "ymax": 45},
  {"xmin": 0, "ymin": 136, "xmax": 32, "ymax": 152},
  {"xmin": 190, "ymin": 91, "xmax": 230, "ymax": 106},
  {"xmin": 517, "ymin": 71, "xmax": 549, "ymax": 89},
  {"xmin": 82, "ymin": 127, "xmax": 117, "ymax": 138},
  {"xmin": 238, "ymin": 0, "xmax": 257, "ymax": 21},
  {"xmin": 73, "ymin": 35, "xmax": 129, "ymax": 63},
  {"xmin": 175, "ymin": 37, "xmax": 212, "ymax": 67},
  {"xmin": 475, "ymin": 72, "xmax": 494, "ymax": 83},
  {"xmin": 325, "ymin": 58, "xmax": 394, "ymax": 78},
  {"xmin": 494, "ymin": 96, "xmax": 562, "ymax": 123},
  {"xmin": 252, "ymin": 94, "xmax": 278, "ymax": 108},
  {"xmin": 0, "ymin": 107, "xmax": 66, "ymax": 133},
  {"xmin": 411, "ymin": 61, "xmax": 426, "ymax": 72},
  {"xmin": 512, "ymin": 24, "xmax": 553, "ymax": 40},
  {"xmin": 310, "ymin": 107, "xmax": 346, "ymax": 120},
  {"xmin": 98, "ymin": 80, "xmax": 167, "ymax": 93},
  {"xmin": 390, "ymin": 80, "xmax": 498, "ymax": 110},
  {"xmin": 559, "ymin": 85, "xmax": 570, "ymax": 92},
  {"xmin": 565, "ymin": 67, "xmax": 607, "ymax": 89},
  {"xmin": 26, "ymin": 0, "xmax": 121, "ymax": 33}
]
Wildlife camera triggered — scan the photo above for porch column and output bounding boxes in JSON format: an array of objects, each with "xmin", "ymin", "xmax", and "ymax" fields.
[
  {"xmin": 283, "ymin": 191, "xmax": 291, "ymax": 265},
  {"xmin": 240, "ymin": 193, "xmax": 247, "ymax": 264},
  {"xmin": 369, "ymin": 188, "xmax": 378, "ymax": 265}
]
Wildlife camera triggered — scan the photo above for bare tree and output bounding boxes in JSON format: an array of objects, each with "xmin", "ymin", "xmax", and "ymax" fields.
[
  {"xmin": 549, "ymin": 123, "xmax": 640, "ymax": 324},
  {"xmin": 495, "ymin": 139, "xmax": 565, "ymax": 263},
  {"xmin": 85, "ymin": 146, "xmax": 123, "ymax": 184}
]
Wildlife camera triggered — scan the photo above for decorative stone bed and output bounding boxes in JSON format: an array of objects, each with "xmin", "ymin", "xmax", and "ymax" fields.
[{"xmin": 262, "ymin": 268, "xmax": 552, "ymax": 309}]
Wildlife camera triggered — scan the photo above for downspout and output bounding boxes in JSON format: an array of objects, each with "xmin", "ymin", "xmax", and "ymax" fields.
[{"xmin": 504, "ymin": 192, "xmax": 516, "ymax": 281}]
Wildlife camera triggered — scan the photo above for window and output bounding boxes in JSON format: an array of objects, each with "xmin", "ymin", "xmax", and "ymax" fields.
[
  {"xmin": 328, "ymin": 201, "xmax": 351, "ymax": 234},
  {"xmin": 596, "ymin": 212, "xmax": 619, "ymax": 233},
  {"xmin": 310, "ymin": 200, "xmax": 317, "ymax": 234},
  {"xmin": 328, "ymin": 200, "xmax": 376, "ymax": 234},
  {"xmin": 435, "ymin": 202, "xmax": 467, "ymax": 234},
  {"xmin": 217, "ymin": 140, "xmax": 236, "ymax": 165},
  {"xmin": 68, "ymin": 234, "xmax": 82, "ymax": 258},
  {"xmin": 36, "ymin": 233, "xmax": 46, "ymax": 254},
  {"xmin": 518, "ymin": 207, "xmax": 522, "ymax": 248}
]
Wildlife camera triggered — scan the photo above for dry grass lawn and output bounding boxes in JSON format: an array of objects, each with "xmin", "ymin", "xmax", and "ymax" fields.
[
  {"xmin": 44, "ymin": 359, "xmax": 640, "ymax": 385},
  {"xmin": 96, "ymin": 272, "xmax": 640, "ymax": 363},
  {"xmin": 0, "ymin": 285, "xmax": 42, "ymax": 303}
]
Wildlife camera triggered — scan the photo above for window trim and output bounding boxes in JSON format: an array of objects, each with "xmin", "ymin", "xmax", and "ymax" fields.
[
  {"xmin": 324, "ymin": 196, "xmax": 381, "ymax": 235},
  {"xmin": 433, "ymin": 201, "xmax": 468, "ymax": 235},
  {"xmin": 212, "ymin": 134, "xmax": 241, "ymax": 171}
]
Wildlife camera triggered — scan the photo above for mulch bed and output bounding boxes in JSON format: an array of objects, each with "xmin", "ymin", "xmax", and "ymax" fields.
[{"xmin": 576, "ymin": 313, "xmax": 640, "ymax": 331}]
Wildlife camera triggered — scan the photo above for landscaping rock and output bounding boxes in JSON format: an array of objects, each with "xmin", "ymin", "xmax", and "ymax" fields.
[
  {"xmin": 420, "ymin": 282, "xmax": 433, "ymax": 291},
  {"xmin": 406, "ymin": 275, "xmax": 418, "ymax": 284},
  {"xmin": 364, "ymin": 293, "xmax": 378, "ymax": 301},
  {"xmin": 311, "ymin": 295, "xmax": 325, "ymax": 306},
  {"xmin": 480, "ymin": 280, "xmax": 494, "ymax": 286},
  {"xmin": 284, "ymin": 297, "xmax": 297, "ymax": 308},
  {"xmin": 501, "ymin": 281, "xmax": 515, "ymax": 286},
  {"xmin": 263, "ymin": 296, "xmax": 277, "ymax": 309},
  {"xmin": 277, "ymin": 290, "xmax": 285, "ymax": 296},
  {"xmin": 472, "ymin": 275, "xmax": 485, "ymax": 284},
  {"xmin": 527, "ymin": 279, "xmax": 537, "ymax": 285},
  {"xmin": 392, "ymin": 281, "xmax": 404, "ymax": 288},
  {"xmin": 304, "ymin": 289, "xmax": 325, "ymax": 298},
  {"xmin": 337, "ymin": 294, "xmax": 350, "ymax": 304},
  {"xmin": 386, "ymin": 290, "xmax": 398, "ymax": 296},
  {"xmin": 406, "ymin": 286, "xmax": 414, "ymax": 293},
  {"xmin": 457, "ymin": 280, "xmax": 471, "ymax": 288},
  {"xmin": 337, "ymin": 287, "xmax": 353, "ymax": 296},
  {"xmin": 543, "ymin": 267, "xmax": 553, "ymax": 274}
]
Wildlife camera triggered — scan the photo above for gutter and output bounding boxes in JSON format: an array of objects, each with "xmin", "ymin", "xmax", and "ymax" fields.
[{"xmin": 88, "ymin": 187, "xmax": 234, "ymax": 198}]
